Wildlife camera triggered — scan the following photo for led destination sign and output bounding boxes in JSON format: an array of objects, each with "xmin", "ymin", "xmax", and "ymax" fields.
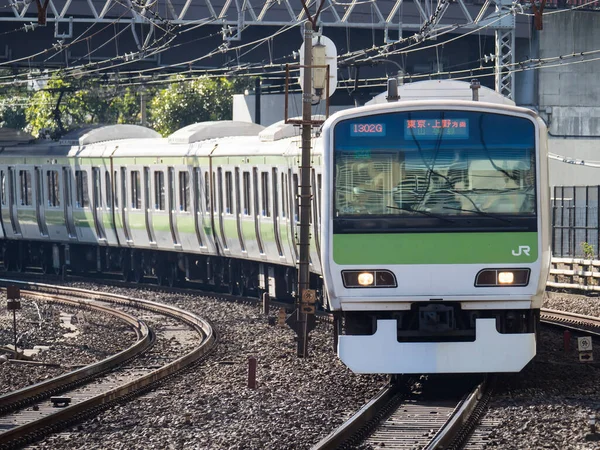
[
  {"xmin": 404, "ymin": 118, "xmax": 469, "ymax": 140},
  {"xmin": 350, "ymin": 123, "xmax": 386, "ymax": 137}
]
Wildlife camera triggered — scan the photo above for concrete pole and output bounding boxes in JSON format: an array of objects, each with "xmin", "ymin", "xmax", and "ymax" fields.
[{"xmin": 297, "ymin": 21, "xmax": 313, "ymax": 358}]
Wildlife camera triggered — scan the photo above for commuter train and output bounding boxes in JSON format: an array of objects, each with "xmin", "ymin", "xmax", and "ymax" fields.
[{"xmin": 0, "ymin": 80, "xmax": 550, "ymax": 374}]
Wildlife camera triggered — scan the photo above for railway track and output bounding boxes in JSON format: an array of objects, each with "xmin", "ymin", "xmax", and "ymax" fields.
[
  {"xmin": 313, "ymin": 375, "xmax": 491, "ymax": 450},
  {"xmin": 0, "ymin": 279, "xmax": 216, "ymax": 449}
]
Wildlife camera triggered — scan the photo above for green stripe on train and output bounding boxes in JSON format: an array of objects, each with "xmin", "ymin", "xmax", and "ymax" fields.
[{"xmin": 333, "ymin": 232, "xmax": 538, "ymax": 265}]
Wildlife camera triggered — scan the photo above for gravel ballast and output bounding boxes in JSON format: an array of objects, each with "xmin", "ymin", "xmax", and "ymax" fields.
[
  {"xmin": 16, "ymin": 282, "xmax": 386, "ymax": 449},
  {"xmin": 464, "ymin": 291, "xmax": 600, "ymax": 449},
  {"xmin": 0, "ymin": 292, "xmax": 137, "ymax": 394},
  {"xmin": 6, "ymin": 282, "xmax": 600, "ymax": 449}
]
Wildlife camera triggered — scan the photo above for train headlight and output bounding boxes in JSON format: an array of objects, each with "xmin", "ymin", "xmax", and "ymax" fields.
[
  {"xmin": 342, "ymin": 270, "xmax": 397, "ymax": 288},
  {"xmin": 475, "ymin": 269, "xmax": 530, "ymax": 287},
  {"xmin": 498, "ymin": 272, "xmax": 514, "ymax": 284},
  {"xmin": 358, "ymin": 272, "xmax": 374, "ymax": 286}
]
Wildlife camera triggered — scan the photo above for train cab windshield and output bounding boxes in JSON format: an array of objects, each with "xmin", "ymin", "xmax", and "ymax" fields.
[{"xmin": 333, "ymin": 110, "xmax": 537, "ymax": 233}]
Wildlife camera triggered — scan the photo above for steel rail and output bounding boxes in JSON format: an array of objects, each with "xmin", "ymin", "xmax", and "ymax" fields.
[
  {"xmin": 0, "ymin": 279, "xmax": 216, "ymax": 449},
  {"xmin": 541, "ymin": 308, "xmax": 600, "ymax": 336},
  {"xmin": 0, "ymin": 292, "xmax": 151, "ymax": 414}
]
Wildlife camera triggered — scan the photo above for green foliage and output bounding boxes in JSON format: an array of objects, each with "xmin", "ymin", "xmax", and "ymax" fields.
[
  {"xmin": 24, "ymin": 77, "xmax": 145, "ymax": 138},
  {"xmin": 0, "ymin": 98, "xmax": 27, "ymax": 129},
  {"xmin": 149, "ymin": 76, "xmax": 251, "ymax": 136},
  {"xmin": 581, "ymin": 241, "xmax": 595, "ymax": 259}
]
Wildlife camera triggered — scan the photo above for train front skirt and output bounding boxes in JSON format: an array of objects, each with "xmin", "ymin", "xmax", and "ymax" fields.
[{"xmin": 338, "ymin": 318, "xmax": 536, "ymax": 374}]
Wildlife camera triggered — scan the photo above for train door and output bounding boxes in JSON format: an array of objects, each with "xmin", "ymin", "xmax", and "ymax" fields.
[
  {"xmin": 92, "ymin": 167, "xmax": 107, "ymax": 241},
  {"xmin": 253, "ymin": 168, "xmax": 264, "ymax": 254},
  {"xmin": 62, "ymin": 167, "xmax": 76, "ymax": 239},
  {"xmin": 281, "ymin": 172, "xmax": 295, "ymax": 261},
  {"xmin": 121, "ymin": 167, "xmax": 132, "ymax": 243},
  {"xmin": 34, "ymin": 167, "xmax": 49, "ymax": 237},
  {"xmin": 143, "ymin": 167, "xmax": 155, "ymax": 245},
  {"xmin": 8, "ymin": 168, "xmax": 20, "ymax": 236},
  {"xmin": 234, "ymin": 168, "xmax": 245, "ymax": 252},
  {"xmin": 272, "ymin": 168, "xmax": 284, "ymax": 257},
  {"xmin": 167, "ymin": 167, "xmax": 179, "ymax": 246},
  {"xmin": 103, "ymin": 171, "xmax": 117, "ymax": 243}
]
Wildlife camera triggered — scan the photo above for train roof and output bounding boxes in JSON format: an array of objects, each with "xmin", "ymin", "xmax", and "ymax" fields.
[{"xmin": 366, "ymin": 80, "xmax": 516, "ymax": 105}]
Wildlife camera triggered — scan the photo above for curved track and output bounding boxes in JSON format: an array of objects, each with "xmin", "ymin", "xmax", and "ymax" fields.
[{"xmin": 0, "ymin": 279, "xmax": 216, "ymax": 449}]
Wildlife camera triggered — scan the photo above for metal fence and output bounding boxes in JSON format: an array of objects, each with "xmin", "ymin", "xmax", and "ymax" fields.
[{"xmin": 552, "ymin": 186, "xmax": 600, "ymax": 259}]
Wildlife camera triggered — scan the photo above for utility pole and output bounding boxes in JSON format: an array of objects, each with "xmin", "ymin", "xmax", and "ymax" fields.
[{"xmin": 296, "ymin": 21, "xmax": 313, "ymax": 358}]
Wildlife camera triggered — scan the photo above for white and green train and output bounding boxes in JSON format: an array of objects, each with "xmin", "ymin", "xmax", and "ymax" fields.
[
  {"xmin": 321, "ymin": 80, "xmax": 551, "ymax": 373},
  {"xmin": 0, "ymin": 80, "xmax": 550, "ymax": 374}
]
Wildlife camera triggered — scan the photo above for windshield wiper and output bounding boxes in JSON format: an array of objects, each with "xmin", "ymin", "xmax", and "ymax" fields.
[
  {"xmin": 442, "ymin": 206, "xmax": 513, "ymax": 224},
  {"xmin": 387, "ymin": 205, "xmax": 454, "ymax": 223}
]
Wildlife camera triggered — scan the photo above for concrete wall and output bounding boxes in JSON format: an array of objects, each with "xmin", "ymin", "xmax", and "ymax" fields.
[
  {"xmin": 537, "ymin": 12, "xmax": 600, "ymax": 187},
  {"xmin": 233, "ymin": 93, "xmax": 351, "ymax": 126}
]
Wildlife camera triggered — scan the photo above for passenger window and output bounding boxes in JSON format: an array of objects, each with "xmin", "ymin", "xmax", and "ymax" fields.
[
  {"xmin": 121, "ymin": 168, "xmax": 127, "ymax": 209},
  {"xmin": 272, "ymin": 169, "xmax": 279, "ymax": 217},
  {"xmin": 225, "ymin": 171, "xmax": 233, "ymax": 214},
  {"xmin": 213, "ymin": 172, "xmax": 218, "ymax": 213},
  {"xmin": 205, "ymin": 171, "xmax": 210, "ymax": 211},
  {"xmin": 131, "ymin": 170, "xmax": 141, "ymax": 210},
  {"xmin": 261, "ymin": 172, "xmax": 270, "ymax": 217},
  {"xmin": 47, "ymin": 170, "xmax": 60, "ymax": 207},
  {"xmin": 105, "ymin": 172, "xmax": 112, "ymax": 208},
  {"xmin": 75, "ymin": 170, "xmax": 89, "ymax": 208},
  {"xmin": 243, "ymin": 171, "xmax": 251, "ymax": 216},
  {"xmin": 193, "ymin": 169, "xmax": 201, "ymax": 213},
  {"xmin": 154, "ymin": 171, "xmax": 165, "ymax": 210},
  {"xmin": 0, "ymin": 171, "xmax": 5, "ymax": 206},
  {"xmin": 293, "ymin": 174, "xmax": 299, "ymax": 220},
  {"xmin": 179, "ymin": 171, "xmax": 189, "ymax": 211},
  {"xmin": 92, "ymin": 167, "xmax": 102, "ymax": 208},
  {"xmin": 19, "ymin": 170, "xmax": 32, "ymax": 206},
  {"xmin": 217, "ymin": 169, "xmax": 224, "ymax": 214},
  {"xmin": 281, "ymin": 173, "xmax": 286, "ymax": 218},
  {"xmin": 253, "ymin": 168, "xmax": 259, "ymax": 217},
  {"xmin": 114, "ymin": 170, "xmax": 119, "ymax": 208}
]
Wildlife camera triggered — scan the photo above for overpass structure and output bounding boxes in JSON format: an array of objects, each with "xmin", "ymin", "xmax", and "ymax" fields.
[
  {"xmin": 1, "ymin": 0, "xmax": 599, "ymax": 100},
  {"xmin": 2, "ymin": 0, "xmax": 538, "ymax": 98}
]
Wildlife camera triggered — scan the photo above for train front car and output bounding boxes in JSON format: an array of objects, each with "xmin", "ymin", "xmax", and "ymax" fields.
[{"xmin": 321, "ymin": 99, "xmax": 550, "ymax": 374}]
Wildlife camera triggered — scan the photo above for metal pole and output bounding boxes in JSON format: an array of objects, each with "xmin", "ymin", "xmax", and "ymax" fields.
[
  {"xmin": 13, "ymin": 309, "xmax": 17, "ymax": 360},
  {"xmin": 297, "ymin": 21, "xmax": 313, "ymax": 358},
  {"xmin": 140, "ymin": 89, "xmax": 147, "ymax": 127},
  {"xmin": 255, "ymin": 77, "xmax": 262, "ymax": 125}
]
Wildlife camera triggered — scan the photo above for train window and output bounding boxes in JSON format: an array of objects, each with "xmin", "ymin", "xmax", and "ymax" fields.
[
  {"xmin": 235, "ymin": 169, "xmax": 241, "ymax": 215},
  {"xmin": 131, "ymin": 170, "xmax": 141, "ymax": 210},
  {"xmin": 272, "ymin": 168, "xmax": 279, "ymax": 218},
  {"xmin": 205, "ymin": 171, "xmax": 210, "ymax": 211},
  {"xmin": 293, "ymin": 174, "xmax": 299, "ymax": 220},
  {"xmin": 179, "ymin": 171, "xmax": 189, "ymax": 212},
  {"xmin": 317, "ymin": 173, "xmax": 322, "ymax": 225},
  {"xmin": 47, "ymin": 170, "xmax": 60, "ymax": 207},
  {"xmin": 217, "ymin": 169, "xmax": 223, "ymax": 214},
  {"xmin": 105, "ymin": 172, "xmax": 112, "ymax": 208},
  {"xmin": 281, "ymin": 173, "xmax": 286, "ymax": 218},
  {"xmin": 243, "ymin": 171, "xmax": 251, "ymax": 216},
  {"xmin": 213, "ymin": 172, "xmax": 218, "ymax": 213},
  {"xmin": 120, "ymin": 168, "xmax": 127, "ymax": 210},
  {"xmin": 0, "ymin": 171, "xmax": 5, "ymax": 206},
  {"xmin": 154, "ymin": 171, "xmax": 165, "ymax": 210},
  {"xmin": 225, "ymin": 171, "xmax": 233, "ymax": 214},
  {"xmin": 75, "ymin": 170, "xmax": 89, "ymax": 208},
  {"xmin": 193, "ymin": 168, "xmax": 201, "ymax": 213},
  {"xmin": 261, "ymin": 172, "xmax": 270, "ymax": 217},
  {"xmin": 253, "ymin": 168, "xmax": 259, "ymax": 217},
  {"xmin": 92, "ymin": 168, "xmax": 102, "ymax": 208},
  {"xmin": 19, "ymin": 170, "xmax": 32, "ymax": 206},
  {"xmin": 114, "ymin": 170, "xmax": 119, "ymax": 208}
]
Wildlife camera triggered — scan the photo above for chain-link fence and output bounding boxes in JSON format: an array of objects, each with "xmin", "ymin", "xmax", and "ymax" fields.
[{"xmin": 552, "ymin": 186, "xmax": 600, "ymax": 258}]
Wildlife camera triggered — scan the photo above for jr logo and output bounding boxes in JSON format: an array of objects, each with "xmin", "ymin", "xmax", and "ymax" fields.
[{"xmin": 512, "ymin": 246, "xmax": 531, "ymax": 256}]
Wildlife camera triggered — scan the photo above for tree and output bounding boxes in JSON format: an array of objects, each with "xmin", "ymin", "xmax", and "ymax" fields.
[
  {"xmin": 24, "ymin": 77, "xmax": 145, "ymax": 138},
  {"xmin": 149, "ymin": 76, "xmax": 250, "ymax": 136},
  {"xmin": 0, "ymin": 69, "xmax": 30, "ymax": 130}
]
